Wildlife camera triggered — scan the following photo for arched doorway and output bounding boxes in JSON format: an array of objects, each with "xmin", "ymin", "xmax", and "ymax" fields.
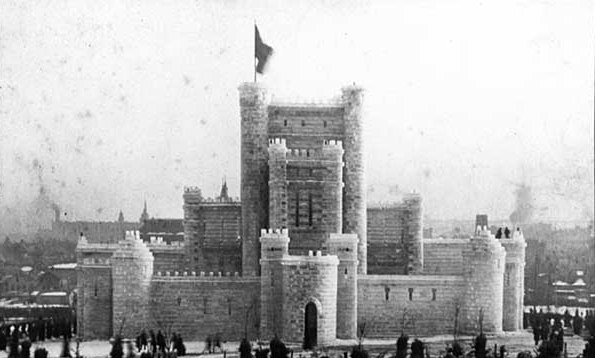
[{"xmin": 303, "ymin": 302, "xmax": 317, "ymax": 349}]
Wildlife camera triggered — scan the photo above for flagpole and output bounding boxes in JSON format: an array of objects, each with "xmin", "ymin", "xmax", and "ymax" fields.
[{"xmin": 253, "ymin": 20, "xmax": 257, "ymax": 83}]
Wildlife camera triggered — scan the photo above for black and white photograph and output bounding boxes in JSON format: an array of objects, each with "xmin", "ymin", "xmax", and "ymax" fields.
[{"xmin": 0, "ymin": 1, "xmax": 593, "ymax": 358}]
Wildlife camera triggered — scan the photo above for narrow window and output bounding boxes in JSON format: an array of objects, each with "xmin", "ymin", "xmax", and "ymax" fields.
[
  {"xmin": 384, "ymin": 287, "xmax": 390, "ymax": 301},
  {"xmin": 323, "ymin": 120, "xmax": 327, "ymax": 128},
  {"xmin": 94, "ymin": 281, "xmax": 98, "ymax": 297},
  {"xmin": 283, "ymin": 119, "xmax": 287, "ymax": 126},
  {"xmin": 505, "ymin": 271, "xmax": 510, "ymax": 286},
  {"xmin": 203, "ymin": 297, "xmax": 208, "ymax": 314},
  {"xmin": 295, "ymin": 191, "xmax": 300, "ymax": 227},
  {"xmin": 344, "ymin": 268, "xmax": 348, "ymax": 275},
  {"xmin": 177, "ymin": 297, "xmax": 182, "ymax": 306},
  {"xmin": 228, "ymin": 298, "xmax": 232, "ymax": 315},
  {"xmin": 308, "ymin": 193, "xmax": 313, "ymax": 226},
  {"xmin": 432, "ymin": 288, "xmax": 437, "ymax": 301},
  {"xmin": 301, "ymin": 120, "xmax": 305, "ymax": 127},
  {"xmin": 408, "ymin": 288, "xmax": 414, "ymax": 301}
]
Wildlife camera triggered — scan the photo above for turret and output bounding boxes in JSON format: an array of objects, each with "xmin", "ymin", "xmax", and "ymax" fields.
[
  {"xmin": 259, "ymin": 228, "xmax": 290, "ymax": 338},
  {"xmin": 326, "ymin": 233, "xmax": 358, "ymax": 339},
  {"xmin": 460, "ymin": 227, "xmax": 505, "ymax": 333},
  {"xmin": 239, "ymin": 82, "xmax": 271, "ymax": 276},
  {"xmin": 111, "ymin": 230, "xmax": 154, "ymax": 338},
  {"xmin": 341, "ymin": 85, "xmax": 367, "ymax": 274},
  {"xmin": 500, "ymin": 228, "xmax": 526, "ymax": 331}
]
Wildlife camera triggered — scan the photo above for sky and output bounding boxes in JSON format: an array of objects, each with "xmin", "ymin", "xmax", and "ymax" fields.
[{"xmin": 0, "ymin": 0, "xmax": 593, "ymax": 233}]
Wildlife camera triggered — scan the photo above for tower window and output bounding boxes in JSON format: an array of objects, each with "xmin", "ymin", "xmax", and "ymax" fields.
[
  {"xmin": 284, "ymin": 119, "xmax": 287, "ymax": 126},
  {"xmin": 384, "ymin": 287, "xmax": 390, "ymax": 301},
  {"xmin": 408, "ymin": 288, "xmax": 414, "ymax": 301},
  {"xmin": 203, "ymin": 297, "xmax": 209, "ymax": 314},
  {"xmin": 94, "ymin": 281, "xmax": 98, "ymax": 297},
  {"xmin": 323, "ymin": 120, "xmax": 327, "ymax": 128},
  {"xmin": 344, "ymin": 268, "xmax": 348, "ymax": 275},
  {"xmin": 432, "ymin": 288, "xmax": 437, "ymax": 301},
  {"xmin": 227, "ymin": 298, "xmax": 232, "ymax": 315},
  {"xmin": 301, "ymin": 120, "xmax": 305, "ymax": 127}
]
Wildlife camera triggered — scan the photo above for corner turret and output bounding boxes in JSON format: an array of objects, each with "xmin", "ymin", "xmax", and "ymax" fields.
[
  {"xmin": 240, "ymin": 82, "xmax": 271, "ymax": 276},
  {"xmin": 111, "ymin": 230, "xmax": 154, "ymax": 338},
  {"xmin": 341, "ymin": 85, "xmax": 367, "ymax": 274},
  {"xmin": 500, "ymin": 227, "xmax": 526, "ymax": 331},
  {"xmin": 326, "ymin": 233, "xmax": 358, "ymax": 339},
  {"xmin": 460, "ymin": 227, "xmax": 505, "ymax": 334}
]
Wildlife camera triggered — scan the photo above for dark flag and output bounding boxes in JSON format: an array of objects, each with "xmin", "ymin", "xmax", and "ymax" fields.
[{"xmin": 255, "ymin": 25, "xmax": 273, "ymax": 74}]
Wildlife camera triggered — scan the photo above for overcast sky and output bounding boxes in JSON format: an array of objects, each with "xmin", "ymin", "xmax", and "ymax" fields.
[{"xmin": 0, "ymin": 0, "xmax": 593, "ymax": 232}]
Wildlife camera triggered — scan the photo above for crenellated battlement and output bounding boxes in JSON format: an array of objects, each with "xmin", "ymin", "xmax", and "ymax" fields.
[
  {"xmin": 154, "ymin": 270, "xmax": 242, "ymax": 278},
  {"xmin": 367, "ymin": 191, "xmax": 422, "ymax": 209},
  {"xmin": 268, "ymin": 138, "xmax": 287, "ymax": 146},
  {"xmin": 323, "ymin": 139, "xmax": 343, "ymax": 148},
  {"xmin": 125, "ymin": 230, "xmax": 141, "ymax": 241},
  {"xmin": 260, "ymin": 228, "xmax": 289, "ymax": 239},
  {"xmin": 184, "ymin": 186, "xmax": 202, "ymax": 194},
  {"xmin": 270, "ymin": 95, "xmax": 343, "ymax": 107},
  {"xmin": 285, "ymin": 147, "xmax": 343, "ymax": 161}
]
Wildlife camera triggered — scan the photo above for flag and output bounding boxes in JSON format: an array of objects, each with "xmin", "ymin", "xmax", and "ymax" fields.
[{"xmin": 255, "ymin": 25, "xmax": 273, "ymax": 74}]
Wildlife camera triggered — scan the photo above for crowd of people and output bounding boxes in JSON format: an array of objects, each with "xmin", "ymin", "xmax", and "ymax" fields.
[
  {"xmin": 0, "ymin": 317, "xmax": 74, "ymax": 358},
  {"xmin": 527, "ymin": 308, "xmax": 595, "ymax": 348},
  {"xmin": 0, "ymin": 317, "xmax": 74, "ymax": 346},
  {"xmin": 134, "ymin": 329, "xmax": 186, "ymax": 358}
]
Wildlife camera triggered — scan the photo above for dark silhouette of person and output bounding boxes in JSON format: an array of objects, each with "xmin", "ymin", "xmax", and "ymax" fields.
[
  {"xmin": 504, "ymin": 227, "xmax": 510, "ymax": 238},
  {"xmin": 156, "ymin": 330, "xmax": 166, "ymax": 353},
  {"xmin": 495, "ymin": 228, "xmax": 502, "ymax": 239},
  {"xmin": 0, "ymin": 326, "xmax": 6, "ymax": 351},
  {"xmin": 149, "ymin": 330, "xmax": 157, "ymax": 355}
]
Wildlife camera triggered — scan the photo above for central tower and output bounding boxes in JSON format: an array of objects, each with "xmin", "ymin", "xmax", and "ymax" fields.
[{"xmin": 239, "ymin": 83, "xmax": 367, "ymax": 276}]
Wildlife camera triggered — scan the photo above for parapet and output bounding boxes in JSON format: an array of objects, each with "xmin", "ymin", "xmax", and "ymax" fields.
[
  {"xmin": 286, "ymin": 147, "xmax": 343, "ymax": 161},
  {"xmin": 279, "ymin": 252, "xmax": 339, "ymax": 266},
  {"xmin": 260, "ymin": 228, "xmax": 290, "ymax": 240},
  {"xmin": 112, "ymin": 231, "xmax": 153, "ymax": 260},
  {"xmin": 475, "ymin": 225, "xmax": 495, "ymax": 238},
  {"xmin": 268, "ymin": 138, "xmax": 287, "ymax": 146},
  {"xmin": 152, "ymin": 270, "xmax": 259, "ymax": 283},
  {"xmin": 323, "ymin": 139, "xmax": 343, "ymax": 148},
  {"xmin": 269, "ymin": 95, "xmax": 343, "ymax": 107},
  {"xmin": 125, "ymin": 230, "xmax": 141, "ymax": 241},
  {"xmin": 367, "ymin": 191, "xmax": 422, "ymax": 210},
  {"xmin": 184, "ymin": 186, "xmax": 202, "ymax": 194}
]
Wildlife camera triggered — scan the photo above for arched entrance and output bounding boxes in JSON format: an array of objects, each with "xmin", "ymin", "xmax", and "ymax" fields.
[{"xmin": 303, "ymin": 302, "xmax": 317, "ymax": 349}]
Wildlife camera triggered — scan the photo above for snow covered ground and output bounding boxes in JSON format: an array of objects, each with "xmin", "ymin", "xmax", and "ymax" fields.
[{"xmin": 0, "ymin": 331, "xmax": 589, "ymax": 358}]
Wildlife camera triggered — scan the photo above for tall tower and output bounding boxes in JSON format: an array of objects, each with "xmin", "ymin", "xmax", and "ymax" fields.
[
  {"xmin": 341, "ymin": 85, "xmax": 367, "ymax": 274},
  {"xmin": 500, "ymin": 229, "xmax": 526, "ymax": 331},
  {"xmin": 239, "ymin": 82, "xmax": 270, "ymax": 276}
]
